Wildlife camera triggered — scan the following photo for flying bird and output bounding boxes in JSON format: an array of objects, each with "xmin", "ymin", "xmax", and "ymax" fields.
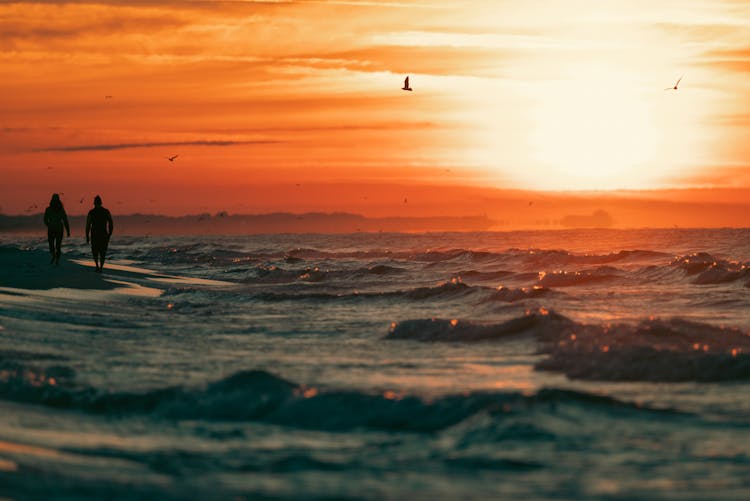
[
  {"xmin": 665, "ymin": 76, "xmax": 683, "ymax": 90},
  {"xmin": 402, "ymin": 76, "xmax": 413, "ymax": 92},
  {"xmin": 165, "ymin": 155, "xmax": 179, "ymax": 162},
  {"xmin": 105, "ymin": 95, "xmax": 113, "ymax": 99}
]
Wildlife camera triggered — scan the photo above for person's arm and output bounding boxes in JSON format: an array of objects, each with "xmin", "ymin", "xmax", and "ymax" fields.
[
  {"xmin": 43, "ymin": 208, "xmax": 49, "ymax": 228},
  {"xmin": 63, "ymin": 210, "xmax": 70, "ymax": 237},
  {"xmin": 107, "ymin": 211, "xmax": 113, "ymax": 237},
  {"xmin": 85, "ymin": 212, "xmax": 92, "ymax": 243}
]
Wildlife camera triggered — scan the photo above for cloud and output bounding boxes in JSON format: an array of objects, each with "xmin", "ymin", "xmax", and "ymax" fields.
[
  {"xmin": 193, "ymin": 122, "xmax": 437, "ymax": 134},
  {"xmin": 655, "ymin": 22, "xmax": 746, "ymax": 43},
  {"xmin": 670, "ymin": 165, "xmax": 750, "ymax": 187},
  {"xmin": 0, "ymin": 6, "xmax": 188, "ymax": 50},
  {"xmin": 286, "ymin": 46, "xmax": 517, "ymax": 76},
  {"xmin": 700, "ymin": 47, "xmax": 750, "ymax": 72},
  {"xmin": 35, "ymin": 140, "xmax": 281, "ymax": 152},
  {"xmin": 709, "ymin": 114, "xmax": 750, "ymax": 127}
]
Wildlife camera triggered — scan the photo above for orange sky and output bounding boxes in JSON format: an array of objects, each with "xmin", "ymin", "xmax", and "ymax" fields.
[{"xmin": 2, "ymin": 0, "xmax": 750, "ymax": 225}]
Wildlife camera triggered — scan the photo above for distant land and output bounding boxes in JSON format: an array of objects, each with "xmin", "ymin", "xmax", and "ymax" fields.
[
  {"xmin": 0, "ymin": 212, "xmax": 499, "ymax": 235},
  {"xmin": 2, "ymin": 198, "xmax": 749, "ymax": 234},
  {"xmin": 3, "ymin": 185, "xmax": 750, "ymax": 231}
]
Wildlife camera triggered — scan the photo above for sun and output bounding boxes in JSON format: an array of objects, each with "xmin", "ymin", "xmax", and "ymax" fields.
[
  {"xmin": 456, "ymin": 62, "xmax": 685, "ymax": 192},
  {"xmin": 525, "ymin": 71, "xmax": 659, "ymax": 190},
  {"xmin": 450, "ymin": 11, "xmax": 720, "ymax": 193}
]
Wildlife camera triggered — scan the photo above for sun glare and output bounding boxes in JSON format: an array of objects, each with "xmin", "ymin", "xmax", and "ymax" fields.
[
  {"xmin": 524, "ymin": 65, "xmax": 659, "ymax": 190},
  {"xmin": 461, "ymin": 46, "xmax": 716, "ymax": 191}
]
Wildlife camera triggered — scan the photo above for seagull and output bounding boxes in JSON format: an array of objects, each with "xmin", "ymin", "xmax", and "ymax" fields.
[
  {"xmin": 665, "ymin": 76, "xmax": 683, "ymax": 90},
  {"xmin": 402, "ymin": 76, "xmax": 412, "ymax": 92},
  {"xmin": 79, "ymin": 197, "xmax": 85, "ymax": 204},
  {"xmin": 165, "ymin": 154, "xmax": 178, "ymax": 162},
  {"xmin": 105, "ymin": 95, "xmax": 113, "ymax": 99}
]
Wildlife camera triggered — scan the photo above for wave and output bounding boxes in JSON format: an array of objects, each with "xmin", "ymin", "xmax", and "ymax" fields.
[
  {"xmin": 96, "ymin": 243, "xmax": 750, "ymax": 291},
  {"xmin": 503, "ymin": 248, "xmax": 671, "ymax": 269},
  {"xmin": 536, "ymin": 267, "xmax": 621, "ymax": 287},
  {"xmin": 413, "ymin": 248, "xmax": 670, "ymax": 268},
  {"xmin": 489, "ymin": 285, "xmax": 553, "ymax": 302},
  {"xmin": 366, "ymin": 264, "xmax": 406, "ymax": 275},
  {"xmin": 387, "ymin": 310, "xmax": 750, "ymax": 382},
  {"xmin": 409, "ymin": 248, "xmax": 673, "ymax": 272},
  {"xmin": 671, "ymin": 252, "xmax": 723, "ymax": 275},
  {"xmin": 537, "ymin": 316, "xmax": 750, "ymax": 382},
  {"xmin": 119, "ymin": 243, "xmax": 673, "ymax": 268},
  {"xmin": 251, "ymin": 278, "xmax": 486, "ymax": 302},
  {"xmin": 0, "ymin": 363, "xmax": 681, "ymax": 432},
  {"xmin": 538, "ymin": 345, "xmax": 750, "ymax": 382},
  {"xmin": 243, "ymin": 263, "xmax": 408, "ymax": 285},
  {"xmin": 400, "ymin": 277, "xmax": 474, "ymax": 299},
  {"xmin": 246, "ymin": 264, "xmax": 300, "ymax": 283},
  {"xmin": 246, "ymin": 275, "xmax": 554, "ymax": 303},
  {"xmin": 671, "ymin": 252, "xmax": 750, "ymax": 285},
  {"xmin": 387, "ymin": 309, "xmax": 573, "ymax": 342},
  {"xmin": 126, "ymin": 243, "xmax": 249, "ymax": 266},
  {"xmin": 457, "ymin": 269, "xmax": 515, "ymax": 281},
  {"xmin": 411, "ymin": 249, "xmax": 502, "ymax": 264}
]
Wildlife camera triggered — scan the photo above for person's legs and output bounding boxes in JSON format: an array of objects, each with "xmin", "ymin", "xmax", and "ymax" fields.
[
  {"xmin": 92, "ymin": 243, "xmax": 100, "ymax": 271},
  {"xmin": 54, "ymin": 233, "xmax": 62, "ymax": 264},
  {"xmin": 48, "ymin": 231, "xmax": 56, "ymax": 263},
  {"xmin": 100, "ymin": 239, "xmax": 109, "ymax": 271}
]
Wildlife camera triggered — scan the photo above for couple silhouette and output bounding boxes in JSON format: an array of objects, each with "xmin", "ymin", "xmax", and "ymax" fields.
[{"xmin": 44, "ymin": 194, "xmax": 114, "ymax": 272}]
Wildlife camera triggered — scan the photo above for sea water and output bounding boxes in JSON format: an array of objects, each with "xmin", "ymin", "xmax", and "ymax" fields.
[{"xmin": 0, "ymin": 229, "xmax": 749, "ymax": 499}]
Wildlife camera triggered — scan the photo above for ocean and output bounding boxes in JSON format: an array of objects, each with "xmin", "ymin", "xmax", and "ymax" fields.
[{"xmin": 0, "ymin": 228, "xmax": 749, "ymax": 499}]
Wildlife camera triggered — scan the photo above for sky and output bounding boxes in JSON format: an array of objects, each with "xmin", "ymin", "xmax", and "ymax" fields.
[{"xmin": 2, "ymin": 0, "xmax": 750, "ymax": 223}]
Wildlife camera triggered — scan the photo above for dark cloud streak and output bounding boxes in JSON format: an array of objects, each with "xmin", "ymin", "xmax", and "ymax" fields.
[
  {"xmin": 0, "ymin": 12, "xmax": 187, "ymax": 40},
  {"xmin": 36, "ymin": 140, "xmax": 282, "ymax": 152},
  {"xmin": 286, "ymin": 46, "xmax": 516, "ymax": 76}
]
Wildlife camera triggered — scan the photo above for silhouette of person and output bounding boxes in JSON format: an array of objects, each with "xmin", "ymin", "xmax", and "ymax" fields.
[
  {"xmin": 43, "ymin": 193, "xmax": 70, "ymax": 265},
  {"xmin": 85, "ymin": 195, "xmax": 113, "ymax": 272}
]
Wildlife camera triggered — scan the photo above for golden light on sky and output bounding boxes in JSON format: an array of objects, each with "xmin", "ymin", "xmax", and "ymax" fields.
[{"xmin": 2, "ymin": 0, "xmax": 750, "ymax": 217}]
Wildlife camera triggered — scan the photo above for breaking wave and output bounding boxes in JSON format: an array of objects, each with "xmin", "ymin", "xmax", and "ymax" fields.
[
  {"xmin": 387, "ymin": 310, "xmax": 750, "ymax": 382},
  {"xmin": 670, "ymin": 253, "xmax": 750, "ymax": 285},
  {"xmin": 0, "ymin": 363, "xmax": 681, "ymax": 433}
]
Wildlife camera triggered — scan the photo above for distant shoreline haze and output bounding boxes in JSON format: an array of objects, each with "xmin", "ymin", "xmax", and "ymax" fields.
[
  {"xmin": 5, "ymin": 185, "xmax": 750, "ymax": 232},
  {"xmin": 3, "ymin": 200, "xmax": 749, "ymax": 234},
  {"xmin": 0, "ymin": 212, "xmax": 501, "ymax": 235}
]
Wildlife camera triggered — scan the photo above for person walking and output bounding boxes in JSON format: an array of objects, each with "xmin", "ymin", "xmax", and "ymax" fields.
[
  {"xmin": 85, "ymin": 195, "xmax": 114, "ymax": 272},
  {"xmin": 43, "ymin": 193, "xmax": 70, "ymax": 265}
]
